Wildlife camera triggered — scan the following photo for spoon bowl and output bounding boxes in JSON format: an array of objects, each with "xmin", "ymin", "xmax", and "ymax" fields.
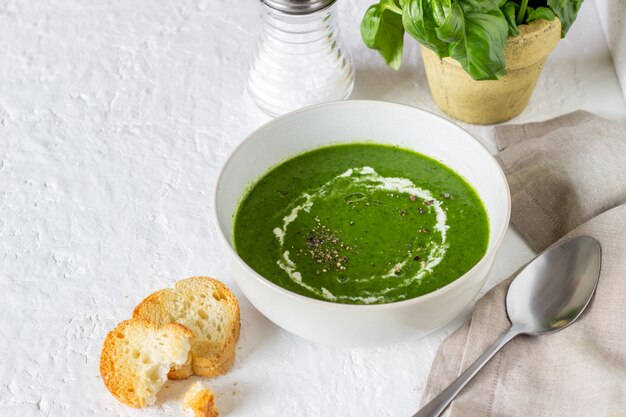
[
  {"xmin": 507, "ymin": 236, "xmax": 601, "ymax": 335},
  {"xmin": 414, "ymin": 235, "xmax": 602, "ymax": 417}
]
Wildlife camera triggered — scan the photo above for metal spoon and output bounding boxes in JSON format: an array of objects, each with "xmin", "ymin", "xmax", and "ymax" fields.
[{"xmin": 413, "ymin": 235, "xmax": 602, "ymax": 417}]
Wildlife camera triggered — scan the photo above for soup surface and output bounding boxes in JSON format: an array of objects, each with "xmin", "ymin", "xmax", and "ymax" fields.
[{"xmin": 233, "ymin": 143, "xmax": 489, "ymax": 304}]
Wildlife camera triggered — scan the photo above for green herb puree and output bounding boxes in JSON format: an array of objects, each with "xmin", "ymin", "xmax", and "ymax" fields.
[{"xmin": 233, "ymin": 143, "xmax": 489, "ymax": 304}]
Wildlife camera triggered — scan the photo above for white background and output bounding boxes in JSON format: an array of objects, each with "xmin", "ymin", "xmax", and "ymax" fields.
[{"xmin": 1, "ymin": 0, "xmax": 624, "ymax": 416}]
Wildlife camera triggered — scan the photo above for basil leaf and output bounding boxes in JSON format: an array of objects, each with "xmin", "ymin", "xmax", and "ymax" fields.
[
  {"xmin": 526, "ymin": 6, "xmax": 556, "ymax": 22},
  {"xmin": 458, "ymin": 0, "xmax": 504, "ymax": 13},
  {"xmin": 448, "ymin": 6, "xmax": 509, "ymax": 80},
  {"xmin": 434, "ymin": 0, "xmax": 465, "ymax": 43},
  {"xmin": 361, "ymin": 3, "xmax": 406, "ymax": 70},
  {"xmin": 430, "ymin": 0, "xmax": 448, "ymax": 25},
  {"xmin": 547, "ymin": 0, "xmax": 584, "ymax": 36},
  {"xmin": 403, "ymin": 0, "xmax": 449, "ymax": 57},
  {"xmin": 502, "ymin": 1, "xmax": 520, "ymax": 36}
]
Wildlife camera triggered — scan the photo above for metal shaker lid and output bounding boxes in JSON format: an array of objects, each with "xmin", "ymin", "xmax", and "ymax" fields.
[{"xmin": 262, "ymin": 0, "xmax": 336, "ymax": 14}]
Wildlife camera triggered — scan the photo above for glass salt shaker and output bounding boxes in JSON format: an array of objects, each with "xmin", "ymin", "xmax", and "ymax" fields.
[{"xmin": 247, "ymin": 0, "xmax": 355, "ymax": 117}]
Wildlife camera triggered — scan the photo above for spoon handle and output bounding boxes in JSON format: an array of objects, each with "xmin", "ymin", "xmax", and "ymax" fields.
[{"xmin": 412, "ymin": 325, "xmax": 522, "ymax": 417}]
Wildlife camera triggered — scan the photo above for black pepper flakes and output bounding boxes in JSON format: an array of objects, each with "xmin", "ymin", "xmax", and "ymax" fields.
[
  {"xmin": 306, "ymin": 235, "xmax": 322, "ymax": 248},
  {"xmin": 305, "ymin": 221, "xmax": 353, "ymax": 274}
]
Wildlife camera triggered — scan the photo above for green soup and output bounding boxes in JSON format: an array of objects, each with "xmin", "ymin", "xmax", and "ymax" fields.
[{"xmin": 233, "ymin": 143, "xmax": 489, "ymax": 304}]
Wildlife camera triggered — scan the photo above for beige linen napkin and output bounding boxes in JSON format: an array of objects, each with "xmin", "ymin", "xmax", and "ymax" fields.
[
  {"xmin": 495, "ymin": 110, "xmax": 626, "ymax": 252},
  {"xmin": 420, "ymin": 111, "xmax": 626, "ymax": 417}
]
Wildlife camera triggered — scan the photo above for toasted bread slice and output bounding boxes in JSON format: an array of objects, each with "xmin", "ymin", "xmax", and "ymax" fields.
[
  {"xmin": 133, "ymin": 276, "xmax": 240, "ymax": 378},
  {"xmin": 100, "ymin": 319, "xmax": 193, "ymax": 408},
  {"xmin": 183, "ymin": 382, "xmax": 219, "ymax": 417}
]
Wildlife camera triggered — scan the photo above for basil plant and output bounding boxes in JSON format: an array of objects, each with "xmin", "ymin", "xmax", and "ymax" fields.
[{"xmin": 361, "ymin": 0, "xmax": 584, "ymax": 80}]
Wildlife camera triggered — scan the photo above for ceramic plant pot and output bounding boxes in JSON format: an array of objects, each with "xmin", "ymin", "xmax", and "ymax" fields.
[{"xmin": 421, "ymin": 18, "xmax": 561, "ymax": 125}]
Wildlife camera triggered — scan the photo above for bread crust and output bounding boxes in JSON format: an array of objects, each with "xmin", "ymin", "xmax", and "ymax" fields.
[
  {"xmin": 133, "ymin": 276, "xmax": 240, "ymax": 379},
  {"xmin": 183, "ymin": 382, "xmax": 219, "ymax": 417}
]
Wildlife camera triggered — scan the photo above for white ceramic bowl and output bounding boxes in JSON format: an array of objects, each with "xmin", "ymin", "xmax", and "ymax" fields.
[{"xmin": 214, "ymin": 101, "xmax": 510, "ymax": 348}]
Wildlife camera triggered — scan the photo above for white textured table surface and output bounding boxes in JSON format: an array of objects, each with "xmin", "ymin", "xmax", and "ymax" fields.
[{"xmin": 1, "ymin": 0, "xmax": 624, "ymax": 416}]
